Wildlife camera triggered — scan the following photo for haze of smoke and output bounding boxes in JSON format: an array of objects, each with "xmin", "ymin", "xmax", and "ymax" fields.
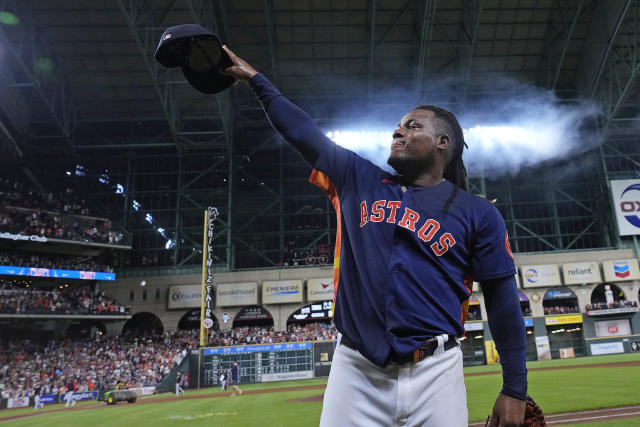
[{"xmin": 327, "ymin": 78, "xmax": 603, "ymax": 178}]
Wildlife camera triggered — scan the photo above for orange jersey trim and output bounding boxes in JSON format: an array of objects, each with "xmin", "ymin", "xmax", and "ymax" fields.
[
  {"xmin": 460, "ymin": 274, "xmax": 473, "ymax": 329},
  {"xmin": 309, "ymin": 169, "xmax": 342, "ymax": 308}
]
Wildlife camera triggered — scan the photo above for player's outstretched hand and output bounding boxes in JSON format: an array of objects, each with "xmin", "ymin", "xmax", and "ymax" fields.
[
  {"xmin": 221, "ymin": 45, "xmax": 259, "ymax": 83},
  {"xmin": 486, "ymin": 393, "xmax": 526, "ymax": 427}
]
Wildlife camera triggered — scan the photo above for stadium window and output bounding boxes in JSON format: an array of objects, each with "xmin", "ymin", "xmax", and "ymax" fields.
[
  {"xmin": 142, "ymin": 289, "xmax": 147, "ymax": 302},
  {"xmin": 129, "ymin": 289, "xmax": 134, "ymax": 302}
]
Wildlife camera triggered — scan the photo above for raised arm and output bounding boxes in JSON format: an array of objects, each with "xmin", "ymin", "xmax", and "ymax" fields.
[{"xmin": 222, "ymin": 45, "xmax": 333, "ymax": 166}]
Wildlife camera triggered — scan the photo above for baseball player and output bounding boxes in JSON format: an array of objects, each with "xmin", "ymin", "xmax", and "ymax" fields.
[
  {"xmin": 222, "ymin": 46, "xmax": 527, "ymax": 427},
  {"xmin": 175, "ymin": 371, "xmax": 185, "ymax": 397}
]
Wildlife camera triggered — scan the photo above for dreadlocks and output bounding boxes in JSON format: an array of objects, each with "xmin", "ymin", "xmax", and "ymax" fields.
[{"xmin": 415, "ymin": 105, "xmax": 468, "ymax": 212}]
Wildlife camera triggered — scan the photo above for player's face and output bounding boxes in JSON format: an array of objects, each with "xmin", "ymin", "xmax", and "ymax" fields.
[{"xmin": 387, "ymin": 109, "xmax": 444, "ymax": 175}]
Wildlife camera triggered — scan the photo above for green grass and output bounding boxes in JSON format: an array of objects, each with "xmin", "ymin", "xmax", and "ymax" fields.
[{"xmin": 1, "ymin": 353, "xmax": 638, "ymax": 426}]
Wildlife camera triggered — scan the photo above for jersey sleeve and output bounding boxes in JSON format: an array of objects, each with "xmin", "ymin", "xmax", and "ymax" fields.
[
  {"xmin": 471, "ymin": 205, "xmax": 517, "ymax": 281},
  {"xmin": 310, "ymin": 141, "xmax": 377, "ymax": 193}
]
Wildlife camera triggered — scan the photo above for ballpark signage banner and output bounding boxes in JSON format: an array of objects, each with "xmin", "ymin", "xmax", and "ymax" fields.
[
  {"xmin": 60, "ymin": 391, "xmax": 98, "ymax": 402},
  {"xmin": 602, "ymin": 259, "xmax": 640, "ymax": 282},
  {"xmin": 313, "ymin": 341, "xmax": 336, "ymax": 377},
  {"xmin": 262, "ymin": 280, "xmax": 303, "ymax": 304},
  {"xmin": 200, "ymin": 207, "xmax": 219, "ymax": 345},
  {"xmin": 0, "ymin": 232, "xmax": 47, "ymax": 242},
  {"xmin": 594, "ymin": 319, "xmax": 631, "ymax": 337},
  {"xmin": 535, "ymin": 336, "xmax": 551, "ymax": 360},
  {"xmin": 561, "ymin": 262, "xmax": 601, "ymax": 285},
  {"xmin": 464, "ymin": 322, "xmax": 483, "ymax": 331},
  {"xmin": 216, "ymin": 282, "xmax": 258, "ymax": 307},
  {"xmin": 590, "ymin": 341, "xmax": 624, "ymax": 355},
  {"xmin": 7, "ymin": 396, "xmax": 29, "ymax": 408},
  {"xmin": 610, "ymin": 179, "xmax": 640, "ymax": 236},
  {"xmin": 0, "ymin": 265, "xmax": 115, "ymax": 281},
  {"xmin": 520, "ymin": 264, "xmax": 561, "ymax": 288},
  {"xmin": 307, "ymin": 278, "xmax": 334, "ymax": 301},
  {"xmin": 545, "ymin": 314, "xmax": 583, "ymax": 325},
  {"xmin": 168, "ymin": 285, "xmax": 202, "ymax": 309}
]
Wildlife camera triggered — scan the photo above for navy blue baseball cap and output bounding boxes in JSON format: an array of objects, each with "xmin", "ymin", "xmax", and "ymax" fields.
[{"xmin": 155, "ymin": 24, "xmax": 234, "ymax": 94}]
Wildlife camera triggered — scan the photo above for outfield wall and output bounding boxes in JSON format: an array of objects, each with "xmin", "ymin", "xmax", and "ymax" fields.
[{"xmin": 106, "ymin": 248, "xmax": 640, "ymax": 364}]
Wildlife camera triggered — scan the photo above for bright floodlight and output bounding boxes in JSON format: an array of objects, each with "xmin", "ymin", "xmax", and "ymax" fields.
[{"xmin": 326, "ymin": 131, "xmax": 390, "ymax": 150}]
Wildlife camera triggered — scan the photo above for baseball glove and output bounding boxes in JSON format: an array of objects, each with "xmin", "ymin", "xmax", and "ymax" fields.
[{"xmin": 484, "ymin": 395, "xmax": 546, "ymax": 427}]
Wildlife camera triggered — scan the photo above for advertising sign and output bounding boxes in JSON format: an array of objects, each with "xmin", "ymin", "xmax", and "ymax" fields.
[
  {"xmin": 0, "ymin": 232, "xmax": 47, "ymax": 242},
  {"xmin": 216, "ymin": 282, "xmax": 258, "ymax": 307},
  {"xmin": 60, "ymin": 391, "xmax": 98, "ymax": 402},
  {"xmin": 307, "ymin": 278, "xmax": 334, "ymax": 302},
  {"xmin": 561, "ymin": 262, "xmax": 601, "ymax": 285},
  {"xmin": 485, "ymin": 340, "xmax": 500, "ymax": 364},
  {"xmin": 520, "ymin": 264, "xmax": 561, "ymax": 288},
  {"xmin": 464, "ymin": 322, "xmax": 483, "ymax": 331},
  {"xmin": 610, "ymin": 179, "xmax": 640, "ymax": 236},
  {"xmin": 313, "ymin": 341, "xmax": 336, "ymax": 377},
  {"xmin": 7, "ymin": 396, "xmax": 29, "ymax": 408},
  {"xmin": 545, "ymin": 314, "xmax": 583, "ymax": 325},
  {"xmin": 594, "ymin": 319, "xmax": 632, "ymax": 337},
  {"xmin": 40, "ymin": 394, "xmax": 56, "ymax": 405},
  {"xmin": 544, "ymin": 287, "xmax": 576, "ymax": 300},
  {"xmin": 535, "ymin": 336, "xmax": 551, "ymax": 360},
  {"xmin": 590, "ymin": 341, "xmax": 624, "ymax": 355},
  {"xmin": 0, "ymin": 265, "xmax": 115, "ymax": 281},
  {"xmin": 168, "ymin": 285, "xmax": 201, "ymax": 309},
  {"xmin": 262, "ymin": 280, "xmax": 303, "ymax": 304},
  {"xmin": 602, "ymin": 259, "xmax": 640, "ymax": 282},
  {"xmin": 200, "ymin": 207, "xmax": 218, "ymax": 343},
  {"xmin": 631, "ymin": 341, "xmax": 640, "ymax": 352}
]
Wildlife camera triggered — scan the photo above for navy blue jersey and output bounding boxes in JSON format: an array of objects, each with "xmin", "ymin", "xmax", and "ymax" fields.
[{"xmin": 310, "ymin": 143, "xmax": 516, "ymax": 367}]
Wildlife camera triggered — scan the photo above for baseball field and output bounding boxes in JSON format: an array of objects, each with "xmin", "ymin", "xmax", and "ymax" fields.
[{"xmin": 1, "ymin": 352, "xmax": 638, "ymax": 426}]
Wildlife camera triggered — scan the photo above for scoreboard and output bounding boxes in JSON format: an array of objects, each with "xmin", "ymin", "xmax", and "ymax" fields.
[{"xmin": 200, "ymin": 341, "xmax": 334, "ymax": 386}]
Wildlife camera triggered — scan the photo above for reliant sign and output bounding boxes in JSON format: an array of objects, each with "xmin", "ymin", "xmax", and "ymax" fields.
[
  {"xmin": 562, "ymin": 262, "xmax": 601, "ymax": 285},
  {"xmin": 602, "ymin": 259, "xmax": 640, "ymax": 282},
  {"xmin": 168, "ymin": 285, "xmax": 202, "ymax": 309},
  {"xmin": 307, "ymin": 278, "xmax": 334, "ymax": 302},
  {"xmin": 216, "ymin": 282, "xmax": 258, "ymax": 307},
  {"xmin": 520, "ymin": 264, "xmax": 561, "ymax": 288},
  {"xmin": 262, "ymin": 280, "xmax": 303, "ymax": 304},
  {"xmin": 610, "ymin": 179, "xmax": 640, "ymax": 236}
]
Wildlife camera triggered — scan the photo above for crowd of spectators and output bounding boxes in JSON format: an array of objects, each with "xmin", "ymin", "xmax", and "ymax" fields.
[
  {"xmin": 0, "ymin": 180, "xmax": 91, "ymax": 216},
  {"xmin": 0, "ymin": 285, "xmax": 129, "ymax": 316},
  {"xmin": 0, "ymin": 209, "xmax": 123, "ymax": 245},
  {"xmin": 543, "ymin": 304, "xmax": 580, "ymax": 315},
  {"xmin": 586, "ymin": 300, "xmax": 638, "ymax": 311},
  {"xmin": 0, "ymin": 331, "xmax": 197, "ymax": 399},
  {"xmin": 0, "ymin": 252, "xmax": 113, "ymax": 273},
  {"xmin": 0, "ymin": 178, "xmax": 126, "ymax": 246},
  {"xmin": 207, "ymin": 322, "xmax": 338, "ymax": 346}
]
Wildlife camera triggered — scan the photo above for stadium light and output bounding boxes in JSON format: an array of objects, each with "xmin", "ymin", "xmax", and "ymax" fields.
[{"xmin": 132, "ymin": 200, "xmax": 141, "ymax": 211}]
